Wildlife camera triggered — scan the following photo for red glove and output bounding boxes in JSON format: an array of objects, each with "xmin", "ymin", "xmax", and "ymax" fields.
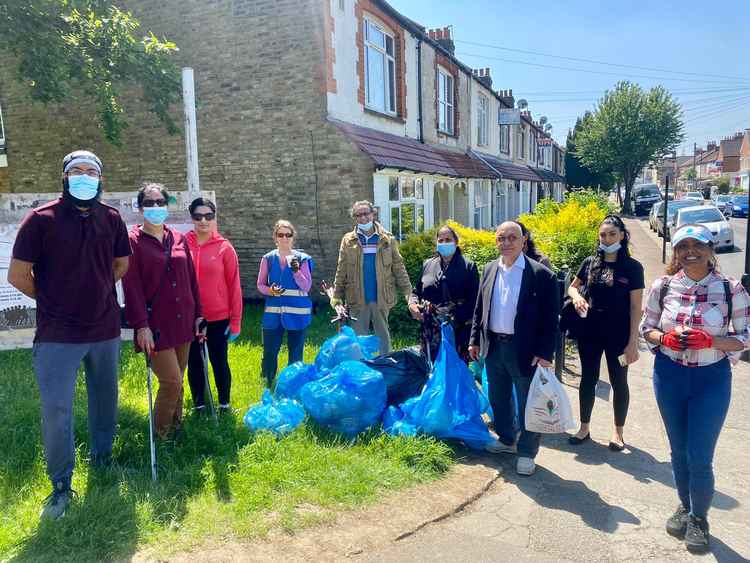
[
  {"xmin": 661, "ymin": 330, "xmax": 686, "ymax": 351},
  {"xmin": 681, "ymin": 328, "xmax": 714, "ymax": 350}
]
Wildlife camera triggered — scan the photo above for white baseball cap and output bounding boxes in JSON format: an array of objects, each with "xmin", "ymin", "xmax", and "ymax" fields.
[{"xmin": 671, "ymin": 223, "xmax": 713, "ymax": 247}]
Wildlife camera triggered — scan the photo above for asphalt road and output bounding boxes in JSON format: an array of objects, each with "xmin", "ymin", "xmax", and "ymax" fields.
[{"xmin": 639, "ymin": 214, "xmax": 749, "ymax": 281}]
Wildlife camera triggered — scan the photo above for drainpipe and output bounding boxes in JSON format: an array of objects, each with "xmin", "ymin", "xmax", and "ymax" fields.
[{"xmin": 416, "ymin": 37, "xmax": 424, "ymax": 143}]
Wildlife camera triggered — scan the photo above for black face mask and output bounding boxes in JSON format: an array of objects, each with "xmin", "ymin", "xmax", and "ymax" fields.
[{"xmin": 61, "ymin": 177, "xmax": 102, "ymax": 209}]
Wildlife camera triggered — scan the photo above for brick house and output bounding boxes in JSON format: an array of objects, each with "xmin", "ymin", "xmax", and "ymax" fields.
[
  {"xmin": 716, "ymin": 132, "xmax": 744, "ymax": 187},
  {"xmin": 739, "ymin": 130, "xmax": 750, "ymax": 191},
  {"xmin": 0, "ymin": 0, "xmax": 565, "ymax": 296}
]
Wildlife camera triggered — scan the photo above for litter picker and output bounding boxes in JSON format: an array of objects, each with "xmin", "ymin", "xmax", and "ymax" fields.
[
  {"xmin": 320, "ymin": 280, "xmax": 357, "ymax": 332},
  {"xmin": 145, "ymin": 331, "xmax": 160, "ymax": 481},
  {"xmin": 198, "ymin": 320, "xmax": 217, "ymax": 423}
]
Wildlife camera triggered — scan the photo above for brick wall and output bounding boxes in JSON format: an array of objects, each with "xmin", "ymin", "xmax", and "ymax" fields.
[{"xmin": 0, "ymin": 0, "xmax": 379, "ymax": 298}]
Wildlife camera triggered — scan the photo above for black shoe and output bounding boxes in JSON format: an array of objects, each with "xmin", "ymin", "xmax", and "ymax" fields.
[
  {"xmin": 665, "ymin": 504, "xmax": 689, "ymax": 538},
  {"xmin": 193, "ymin": 406, "xmax": 207, "ymax": 418},
  {"xmin": 218, "ymin": 404, "xmax": 234, "ymax": 416},
  {"xmin": 568, "ymin": 433, "xmax": 590, "ymax": 445},
  {"xmin": 608, "ymin": 440, "xmax": 625, "ymax": 452},
  {"xmin": 684, "ymin": 515, "xmax": 710, "ymax": 554}
]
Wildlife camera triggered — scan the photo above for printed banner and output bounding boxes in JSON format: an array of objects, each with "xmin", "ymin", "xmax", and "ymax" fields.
[{"xmin": 0, "ymin": 190, "xmax": 214, "ymax": 350}]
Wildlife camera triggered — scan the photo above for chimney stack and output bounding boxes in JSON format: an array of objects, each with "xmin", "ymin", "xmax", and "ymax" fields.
[
  {"xmin": 472, "ymin": 67, "xmax": 492, "ymax": 90},
  {"xmin": 427, "ymin": 26, "xmax": 455, "ymax": 55},
  {"xmin": 498, "ymin": 88, "xmax": 515, "ymax": 108}
]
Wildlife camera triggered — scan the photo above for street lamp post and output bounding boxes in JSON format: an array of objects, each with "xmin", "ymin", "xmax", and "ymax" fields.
[{"xmin": 662, "ymin": 176, "xmax": 670, "ymax": 264}]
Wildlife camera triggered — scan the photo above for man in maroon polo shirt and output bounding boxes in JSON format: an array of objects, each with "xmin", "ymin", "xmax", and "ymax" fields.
[{"xmin": 8, "ymin": 150, "xmax": 131, "ymax": 521}]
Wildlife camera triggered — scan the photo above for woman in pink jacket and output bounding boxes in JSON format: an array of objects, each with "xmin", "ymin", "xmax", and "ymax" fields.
[{"xmin": 186, "ymin": 198, "xmax": 243, "ymax": 415}]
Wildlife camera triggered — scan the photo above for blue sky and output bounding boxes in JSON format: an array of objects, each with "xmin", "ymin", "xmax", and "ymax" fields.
[{"xmin": 387, "ymin": 0, "xmax": 750, "ymax": 155}]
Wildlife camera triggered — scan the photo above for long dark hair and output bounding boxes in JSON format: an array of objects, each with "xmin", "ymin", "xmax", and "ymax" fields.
[
  {"xmin": 589, "ymin": 214, "xmax": 630, "ymax": 282},
  {"xmin": 515, "ymin": 221, "xmax": 543, "ymax": 262}
]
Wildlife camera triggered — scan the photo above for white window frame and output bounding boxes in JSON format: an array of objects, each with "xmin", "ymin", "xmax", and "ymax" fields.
[
  {"xmin": 477, "ymin": 94, "xmax": 489, "ymax": 146},
  {"xmin": 518, "ymin": 128, "xmax": 525, "ymax": 159},
  {"xmin": 388, "ymin": 175, "xmax": 426, "ymax": 240},
  {"xmin": 499, "ymin": 124, "xmax": 510, "ymax": 154},
  {"xmin": 364, "ymin": 18, "xmax": 397, "ymax": 116},
  {"xmin": 0, "ymin": 103, "xmax": 5, "ymax": 147},
  {"xmin": 473, "ymin": 179, "xmax": 491, "ymax": 229},
  {"xmin": 437, "ymin": 68, "xmax": 454, "ymax": 135}
]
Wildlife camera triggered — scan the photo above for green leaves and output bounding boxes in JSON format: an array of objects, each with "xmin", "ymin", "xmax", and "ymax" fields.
[
  {"xmin": 0, "ymin": 0, "xmax": 180, "ymax": 145},
  {"xmin": 574, "ymin": 81, "xmax": 684, "ymax": 211}
]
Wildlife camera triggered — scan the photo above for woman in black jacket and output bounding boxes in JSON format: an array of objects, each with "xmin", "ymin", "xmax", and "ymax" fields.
[{"xmin": 408, "ymin": 225, "xmax": 480, "ymax": 362}]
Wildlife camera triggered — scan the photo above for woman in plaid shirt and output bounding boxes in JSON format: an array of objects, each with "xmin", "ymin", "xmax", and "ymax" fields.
[{"xmin": 640, "ymin": 223, "xmax": 750, "ymax": 554}]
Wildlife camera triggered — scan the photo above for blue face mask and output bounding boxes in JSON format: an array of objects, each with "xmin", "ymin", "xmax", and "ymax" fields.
[
  {"xmin": 67, "ymin": 175, "xmax": 100, "ymax": 201},
  {"xmin": 143, "ymin": 207, "xmax": 169, "ymax": 226},
  {"xmin": 358, "ymin": 221, "xmax": 374, "ymax": 232},
  {"xmin": 437, "ymin": 242, "xmax": 457, "ymax": 257},
  {"xmin": 599, "ymin": 241, "xmax": 621, "ymax": 254}
]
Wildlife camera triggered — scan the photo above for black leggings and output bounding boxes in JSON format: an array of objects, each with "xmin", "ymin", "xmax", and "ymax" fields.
[
  {"xmin": 187, "ymin": 318, "xmax": 232, "ymax": 407},
  {"xmin": 577, "ymin": 335, "xmax": 630, "ymax": 426}
]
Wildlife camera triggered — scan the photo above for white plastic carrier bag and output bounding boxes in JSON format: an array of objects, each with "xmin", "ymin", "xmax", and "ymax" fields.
[{"xmin": 524, "ymin": 366, "xmax": 576, "ymax": 434}]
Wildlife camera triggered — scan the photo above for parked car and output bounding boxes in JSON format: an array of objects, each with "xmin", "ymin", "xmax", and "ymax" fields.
[
  {"xmin": 657, "ymin": 200, "xmax": 700, "ymax": 237},
  {"xmin": 683, "ymin": 191, "xmax": 705, "ymax": 203},
  {"xmin": 631, "ymin": 183, "xmax": 661, "ymax": 215},
  {"xmin": 711, "ymin": 194, "xmax": 734, "ymax": 214},
  {"xmin": 670, "ymin": 205, "xmax": 734, "ymax": 251},
  {"xmin": 726, "ymin": 195, "xmax": 749, "ymax": 218},
  {"xmin": 649, "ymin": 201, "xmax": 664, "ymax": 231}
]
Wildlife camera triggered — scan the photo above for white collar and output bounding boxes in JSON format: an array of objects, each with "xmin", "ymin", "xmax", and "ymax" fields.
[{"xmin": 500, "ymin": 253, "xmax": 525, "ymax": 272}]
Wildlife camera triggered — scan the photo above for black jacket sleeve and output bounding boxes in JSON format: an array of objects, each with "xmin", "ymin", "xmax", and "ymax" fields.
[
  {"xmin": 534, "ymin": 267, "xmax": 561, "ymax": 362},
  {"xmin": 470, "ymin": 266, "xmax": 488, "ymax": 347},
  {"xmin": 455, "ymin": 260, "xmax": 480, "ymax": 324}
]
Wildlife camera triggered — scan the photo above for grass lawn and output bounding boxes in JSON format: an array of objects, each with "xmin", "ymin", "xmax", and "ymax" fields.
[{"xmin": 0, "ymin": 306, "xmax": 454, "ymax": 562}]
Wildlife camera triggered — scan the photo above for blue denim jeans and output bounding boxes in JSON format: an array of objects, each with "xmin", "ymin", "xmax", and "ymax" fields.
[
  {"xmin": 485, "ymin": 337, "xmax": 541, "ymax": 459},
  {"xmin": 33, "ymin": 338, "xmax": 121, "ymax": 489},
  {"xmin": 261, "ymin": 327, "xmax": 306, "ymax": 387},
  {"xmin": 653, "ymin": 352, "xmax": 731, "ymax": 519}
]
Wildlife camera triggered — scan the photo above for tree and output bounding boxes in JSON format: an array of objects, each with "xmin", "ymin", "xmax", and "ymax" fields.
[
  {"xmin": 684, "ymin": 167, "xmax": 697, "ymax": 181},
  {"xmin": 0, "ymin": 1, "xmax": 181, "ymax": 145},
  {"xmin": 565, "ymin": 112, "xmax": 614, "ymax": 191},
  {"xmin": 717, "ymin": 177, "xmax": 731, "ymax": 194},
  {"xmin": 574, "ymin": 81, "xmax": 684, "ymax": 214}
]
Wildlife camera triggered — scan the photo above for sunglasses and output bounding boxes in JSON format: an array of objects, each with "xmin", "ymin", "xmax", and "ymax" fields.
[
  {"xmin": 142, "ymin": 199, "xmax": 167, "ymax": 208},
  {"xmin": 276, "ymin": 232, "xmax": 294, "ymax": 238},
  {"xmin": 192, "ymin": 212, "xmax": 215, "ymax": 221}
]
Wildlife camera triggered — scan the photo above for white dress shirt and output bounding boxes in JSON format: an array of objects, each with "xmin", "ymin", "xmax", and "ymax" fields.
[{"xmin": 489, "ymin": 253, "xmax": 526, "ymax": 334}]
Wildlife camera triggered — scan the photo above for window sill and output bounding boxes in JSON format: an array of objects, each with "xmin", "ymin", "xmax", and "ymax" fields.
[
  {"xmin": 437, "ymin": 130, "xmax": 458, "ymax": 140},
  {"xmin": 364, "ymin": 107, "xmax": 404, "ymax": 123}
]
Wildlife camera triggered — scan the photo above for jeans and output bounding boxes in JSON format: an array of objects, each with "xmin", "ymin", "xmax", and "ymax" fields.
[
  {"xmin": 485, "ymin": 336, "xmax": 541, "ymax": 459},
  {"xmin": 187, "ymin": 318, "xmax": 232, "ymax": 407},
  {"xmin": 261, "ymin": 326, "xmax": 306, "ymax": 387},
  {"xmin": 653, "ymin": 352, "xmax": 731, "ymax": 519},
  {"xmin": 33, "ymin": 338, "xmax": 120, "ymax": 489},
  {"xmin": 352, "ymin": 303, "xmax": 391, "ymax": 354},
  {"xmin": 577, "ymin": 335, "xmax": 630, "ymax": 425}
]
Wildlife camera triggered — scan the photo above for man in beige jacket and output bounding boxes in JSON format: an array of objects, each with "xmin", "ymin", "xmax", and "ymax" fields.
[{"xmin": 331, "ymin": 200, "xmax": 412, "ymax": 353}]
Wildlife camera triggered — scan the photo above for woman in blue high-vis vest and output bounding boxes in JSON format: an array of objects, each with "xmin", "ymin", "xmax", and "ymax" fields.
[{"xmin": 257, "ymin": 220, "xmax": 314, "ymax": 387}]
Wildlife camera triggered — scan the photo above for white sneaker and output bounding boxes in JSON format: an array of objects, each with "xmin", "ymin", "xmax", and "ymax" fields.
[
  {"xmin": 516, "ymin": 457, "xmax": 536, "ymax": 476},
  {"xmin": 484, "ymin": 439, "xmax": 517, "ymax": 454}
]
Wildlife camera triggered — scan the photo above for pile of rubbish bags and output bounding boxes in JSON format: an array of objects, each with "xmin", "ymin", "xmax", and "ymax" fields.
[{"xmin": 243, "ymin": 323, "xmax": 573, "ymax": 450}]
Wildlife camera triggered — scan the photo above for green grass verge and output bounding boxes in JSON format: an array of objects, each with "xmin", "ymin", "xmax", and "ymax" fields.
[{"xmin": 0, "ymin": 306, "xmax": 453, "ymax": 562}]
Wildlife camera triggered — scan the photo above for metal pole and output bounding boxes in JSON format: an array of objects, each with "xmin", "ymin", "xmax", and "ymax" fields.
[
  {"xmin": 662, "ymin": 176, "xmax": 670, "ymax": 264},
  {"xmin": 182, "ymin": 67, "xmax": 200, "ymax": 195}
]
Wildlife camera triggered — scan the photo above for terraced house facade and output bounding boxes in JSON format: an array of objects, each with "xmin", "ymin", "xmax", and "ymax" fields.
[{"xmin": 0, "ymin": 0, "xmax": 565, "ymax": 295}]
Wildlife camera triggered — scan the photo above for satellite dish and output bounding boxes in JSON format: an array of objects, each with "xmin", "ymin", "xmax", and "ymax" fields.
[
  {"xmin": 517, "ymin": 99, "xmax": 528, "ymax": 110},
  {"xmin": 539, "ymin": 116, "xmax": 548, "ymax": 125}
]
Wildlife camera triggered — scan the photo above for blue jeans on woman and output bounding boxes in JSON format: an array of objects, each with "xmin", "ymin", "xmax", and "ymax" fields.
[
  {"xmin": 261, "ymin": 327, "xmax": 306, "ymax": 387},
  {"xmin": 653, "ymin": 352, "xmax": 731, "ymax": 519}
]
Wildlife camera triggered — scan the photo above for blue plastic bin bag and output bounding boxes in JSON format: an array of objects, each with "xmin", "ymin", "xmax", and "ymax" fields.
[
  {"xmin": 382, "ymin": 405, "xmax": 418, "ymax": 437},
  {"xmin": 243, "ymin": 389, "xmax": 305, "ymax": 436},
  {"xmin": 300, "ymin": 360, "xmax": 387, "ymax": 436},
  {"xmin": 396, "ymin": 323, "xmax": 493, "ymax": 449},
  {"xmin": 314, "ymin": 327, "xmax": 380, "ymax": 372},
  {"xmin": 275, "ymin": 362, "xmax": 319, "ymax": 402}
]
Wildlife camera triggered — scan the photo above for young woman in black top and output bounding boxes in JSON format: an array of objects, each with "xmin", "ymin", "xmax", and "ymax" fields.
[
  {"xmin": 567, "ymin": 215, "xmax": 644, "ymax": 451},
  {"xmin": 408, "ymin": 225, "xmax": 480, "ymax": 362}
]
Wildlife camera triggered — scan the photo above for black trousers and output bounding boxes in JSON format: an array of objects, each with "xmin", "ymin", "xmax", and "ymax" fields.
[
  {"xmin": 577, "ymin": 332, "xmax": 629, "ymax": 426},
  {"xmin": 187, "ymin": 318, "xmax": 232, "ymax": 407}
]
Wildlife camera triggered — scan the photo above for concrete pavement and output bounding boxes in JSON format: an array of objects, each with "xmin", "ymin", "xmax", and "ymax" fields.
[{"xmin": 358, "ymin": 218, "xmax": 750, "ymax": 563}]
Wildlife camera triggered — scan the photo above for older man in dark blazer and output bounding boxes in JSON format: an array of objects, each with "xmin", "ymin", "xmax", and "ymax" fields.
[{"xmin": 469, "ymin": 221, "xmax": 559, "ymax": 476}]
